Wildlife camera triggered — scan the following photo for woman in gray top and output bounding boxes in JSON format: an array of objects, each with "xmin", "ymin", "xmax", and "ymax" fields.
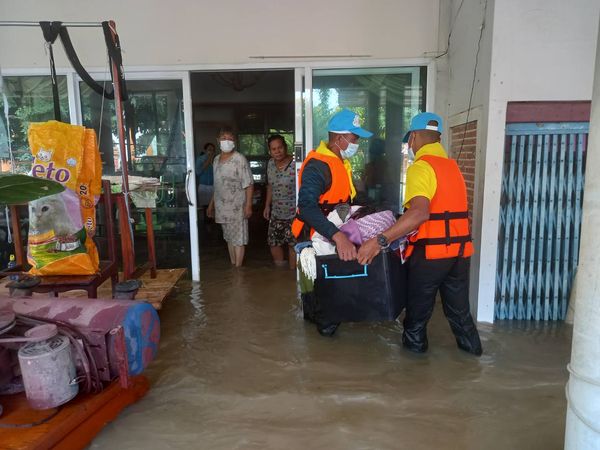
[
  {"xmin": 207, "ymin": 127, "xmax": 254, "ymax": 267},
  {"xmin": 263, "ymin": 135, "xmax": 296, "ymax": 269}
]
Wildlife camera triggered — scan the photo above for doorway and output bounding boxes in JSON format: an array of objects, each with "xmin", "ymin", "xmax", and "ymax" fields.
[{"xmin": 190, "ymin": 70, "xmax": 296, "ymax": 268}]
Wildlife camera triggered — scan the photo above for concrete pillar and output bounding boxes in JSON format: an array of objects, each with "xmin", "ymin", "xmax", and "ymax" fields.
[{"xmin": 564, "ymin": 17, "xmax": 600, "ymax": 450}]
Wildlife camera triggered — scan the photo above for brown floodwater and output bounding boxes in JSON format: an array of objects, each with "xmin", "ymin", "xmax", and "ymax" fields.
[{"xmin": 89, "ymin": 244, "xmax": 571, "ymax": 450}]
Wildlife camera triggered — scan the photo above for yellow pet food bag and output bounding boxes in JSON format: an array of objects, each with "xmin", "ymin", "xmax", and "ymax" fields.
[{"xmin": 27, "ymin": 120, "xmax": 103, "ymax": 275}]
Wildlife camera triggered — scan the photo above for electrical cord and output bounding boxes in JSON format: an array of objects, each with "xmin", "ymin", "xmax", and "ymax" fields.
[
  {"xmin": 457, "ymin": 0, "xmax": 488, "ymax": 163},
  {"xmin": 0, "ymin": 315, "xmax": 105, "ymax": 428},
  {"xmin": 0, "ymin": 407, "xmax": 60, "ymax": 428},
  {"xmin": 15, "ymin": 315, "xmax": 103, "ymax": 394},
  {"xmin": 435, "ymin": 0, "xmax": 465, "ymax": 60}
]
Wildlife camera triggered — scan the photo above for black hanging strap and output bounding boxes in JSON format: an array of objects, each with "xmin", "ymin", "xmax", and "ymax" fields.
[
  {"xmin": 39, "ymin": 21, "xmax": 62, "ymax": 121},
  {"xmin": 58, "ymin": 26, "xmax": 115, "ymax": 99},
  {"xmin": 39, "ymin": 21, "xmax": 61, "ymax": 44}
]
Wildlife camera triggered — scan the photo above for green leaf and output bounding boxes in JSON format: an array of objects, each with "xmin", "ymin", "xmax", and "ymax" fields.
[{"xmin": 0, "ymin": 174, "xmax": 65, "ymax": 205}]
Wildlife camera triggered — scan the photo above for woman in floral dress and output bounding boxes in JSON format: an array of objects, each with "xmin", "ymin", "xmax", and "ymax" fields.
[{"xmin": 207, "ymin": 127, "xmax": 254, "ymax": 267}]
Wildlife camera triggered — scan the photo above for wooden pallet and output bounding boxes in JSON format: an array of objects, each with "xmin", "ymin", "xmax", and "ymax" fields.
[
  {"xmin": 91, "ymin": 268, "xmax": 186, "ymax": 310},
  {"xmin": 0, "ymin": 375, "xmax": 149, "ymax": 450},
  {"xmin": 0, "ymin": 268, "xmax": 186, "ymax": 310}
]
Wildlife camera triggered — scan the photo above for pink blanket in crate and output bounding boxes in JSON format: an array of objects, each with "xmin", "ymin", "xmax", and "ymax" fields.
[{"xmin": 339, "ymin": 210, "xmax": 397, "ymax": 245}]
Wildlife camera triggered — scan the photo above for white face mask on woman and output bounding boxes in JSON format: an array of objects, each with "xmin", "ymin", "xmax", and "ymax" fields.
[{"xmin": 220, "ymin": 140, "xmax": 235, "ymax": 153}]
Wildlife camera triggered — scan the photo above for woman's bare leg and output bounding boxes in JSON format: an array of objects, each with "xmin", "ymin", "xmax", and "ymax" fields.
[
  {"xmin": 227, "ymin": 243, "xmax": 236, "ymax": 265},
  {"xmin": 234, "ymin": 245, "xmax": 246, "ymax": 267}
]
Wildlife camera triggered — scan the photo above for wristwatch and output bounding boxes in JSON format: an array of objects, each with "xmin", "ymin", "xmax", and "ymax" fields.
[{"xmin": 377, "ymin": 233, "xmax": 390, "ymax": 249}]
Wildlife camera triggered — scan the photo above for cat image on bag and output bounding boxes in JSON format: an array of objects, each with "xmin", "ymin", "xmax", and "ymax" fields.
[
  {"xmin": 29, "ymin": 193, "xmax": 80, "ymax": 238},
  {"xmin": 36, "ymin": 148, "xmax": 53, "ymax": 162}
]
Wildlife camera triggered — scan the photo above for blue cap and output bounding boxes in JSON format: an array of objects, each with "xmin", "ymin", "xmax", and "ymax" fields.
[
  {"xmin": 402, "ymin": 112, "xmax": 443, "ymax": 142},
  {"xmin": 327, "ymin": 109, "xmax": 373, "ymax": 138}
]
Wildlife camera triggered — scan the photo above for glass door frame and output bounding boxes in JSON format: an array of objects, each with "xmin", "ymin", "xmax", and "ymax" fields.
[
  {"xmin": 73, "ymin": 70, "xmax": 200, "ymax": 281},
  {"xmin": 296, "ymin": 58, "xmax": 436, "ymax": 158},
  {"xmin": 294, "ymin": 67, "xmax": 306, "ymax": 201},
  {"xmin": 179, "ymin": 57, "xmax": 434, "ymax": 165},
  {"xmin": 307, "ymin": 65, "xmax": 427, "ymax": 213}
]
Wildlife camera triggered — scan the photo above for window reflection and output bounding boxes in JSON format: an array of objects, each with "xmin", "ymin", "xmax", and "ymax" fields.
[
  {"xmin": 0, "ymin": 76, "xmax": 69, "ymax": 174},
  {"xmin": 80, "ymin": 80, "xmax": 186, "ymax": 178},
  {"xmin": 312, "ymin": 67, "xmax": 426, "ymax": 212}
]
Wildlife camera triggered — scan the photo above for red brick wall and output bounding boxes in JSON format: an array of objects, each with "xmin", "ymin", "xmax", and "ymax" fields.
[{"xmin": 450, "ymin": 120, "xmax": 477, "ymax": 216}]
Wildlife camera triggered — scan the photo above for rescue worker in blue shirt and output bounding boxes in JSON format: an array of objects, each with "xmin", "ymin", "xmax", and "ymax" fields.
[
  {"xmin": 293, "ymin": 109, "xmax": 372, "ymax": 336},
  {"xmin": 292, "ymin": 109, "xmax": 373, "ymax": 261}
]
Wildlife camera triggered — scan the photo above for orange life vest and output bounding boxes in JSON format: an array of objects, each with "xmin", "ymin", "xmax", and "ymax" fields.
[
  {"xmin": 406, "ymin": 155, "xmax": 473, "ymax": 260},
  {"xmin": 291, "ymin": 150, "xmax": 352, "ymax": 238}
]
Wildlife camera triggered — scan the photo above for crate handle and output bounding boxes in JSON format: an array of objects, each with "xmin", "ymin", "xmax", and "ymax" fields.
[{"xmin": 321, "ymin": 264, "xmax": 368, "ymax": 279}]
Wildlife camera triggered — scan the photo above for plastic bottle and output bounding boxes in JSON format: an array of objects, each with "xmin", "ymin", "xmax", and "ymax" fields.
[{"xmin": 7, "ymin": 254, "xmax": 17, "ymax": 280}]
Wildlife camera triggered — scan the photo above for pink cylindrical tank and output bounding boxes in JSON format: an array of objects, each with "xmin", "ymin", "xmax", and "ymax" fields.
[{"xmin": 0, "ymin": 297, "xmax": 160, "ymax": 381}]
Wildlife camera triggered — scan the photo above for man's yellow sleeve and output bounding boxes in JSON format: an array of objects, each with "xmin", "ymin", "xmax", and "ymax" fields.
[{"xmin": 404, "ymin": 160, "xmax": 437, "ymax": 208}]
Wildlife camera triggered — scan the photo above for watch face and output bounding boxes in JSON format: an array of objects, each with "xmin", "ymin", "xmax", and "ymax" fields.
[{"xmin": 377, "ymin": 234, "xmax": 388, "ymax": 246}]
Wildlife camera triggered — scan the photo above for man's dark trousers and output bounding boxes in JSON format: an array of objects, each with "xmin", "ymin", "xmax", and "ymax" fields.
[{"xmin": 402, "ymin": 246, "xmax": 482, "ymax": 355}]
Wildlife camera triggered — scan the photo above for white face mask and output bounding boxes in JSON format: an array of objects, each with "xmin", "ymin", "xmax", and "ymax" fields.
[
  {"xmin": 220, "ymin": 140, "xmax": 235, "ymax": 153},
  {"xmin": 339, "ymin": 136, "xmax": 359, "ymax": 160}
]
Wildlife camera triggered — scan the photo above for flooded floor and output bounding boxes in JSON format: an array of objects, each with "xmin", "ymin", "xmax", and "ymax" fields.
[{"xmin": 90, "ymin": 236, "xmax": 572, "ymax": 450}]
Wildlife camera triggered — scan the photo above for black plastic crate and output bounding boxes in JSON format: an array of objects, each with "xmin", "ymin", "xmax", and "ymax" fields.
[{"xmin": 311, "ymin": 250, "xmax": 407, "ymax": 323}]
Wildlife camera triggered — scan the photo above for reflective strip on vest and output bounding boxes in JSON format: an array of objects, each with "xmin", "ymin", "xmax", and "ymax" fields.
[
  {"xmin": 406, "ymin": 155, "xmax": 473, "ymax": 260},
  {"xmin": 291, "ymin": 150, "xmax": 351, "ymax": 238}
]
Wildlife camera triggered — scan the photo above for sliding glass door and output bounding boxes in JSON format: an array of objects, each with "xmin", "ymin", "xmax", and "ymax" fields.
[{"xmin": 79, "ymin": 75, "xmax": 198, "ymax": 278}]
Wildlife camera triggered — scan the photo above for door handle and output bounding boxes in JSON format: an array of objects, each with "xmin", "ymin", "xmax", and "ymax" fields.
[
  {"xmin": 294, "ymin": 142, "xmax": 303, "ymax": 162},
  {"xmin": 185, "ymin": 169, "xmax": 193, "ymax": 206}
]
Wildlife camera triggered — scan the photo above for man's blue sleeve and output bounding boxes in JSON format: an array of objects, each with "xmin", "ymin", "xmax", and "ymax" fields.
[{"xmin": 297, "ymin": 160, "xmax": 340, "ymax": 240}]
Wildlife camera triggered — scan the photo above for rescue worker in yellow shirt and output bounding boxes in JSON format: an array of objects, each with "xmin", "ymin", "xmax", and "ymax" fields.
[
  {"xmin": 357, "ymin": 112, "xmax": 482, "ymax": 356},
  {"xmin": 291, "ymin": 109, "xmax": 373, "ymax": 260}
]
